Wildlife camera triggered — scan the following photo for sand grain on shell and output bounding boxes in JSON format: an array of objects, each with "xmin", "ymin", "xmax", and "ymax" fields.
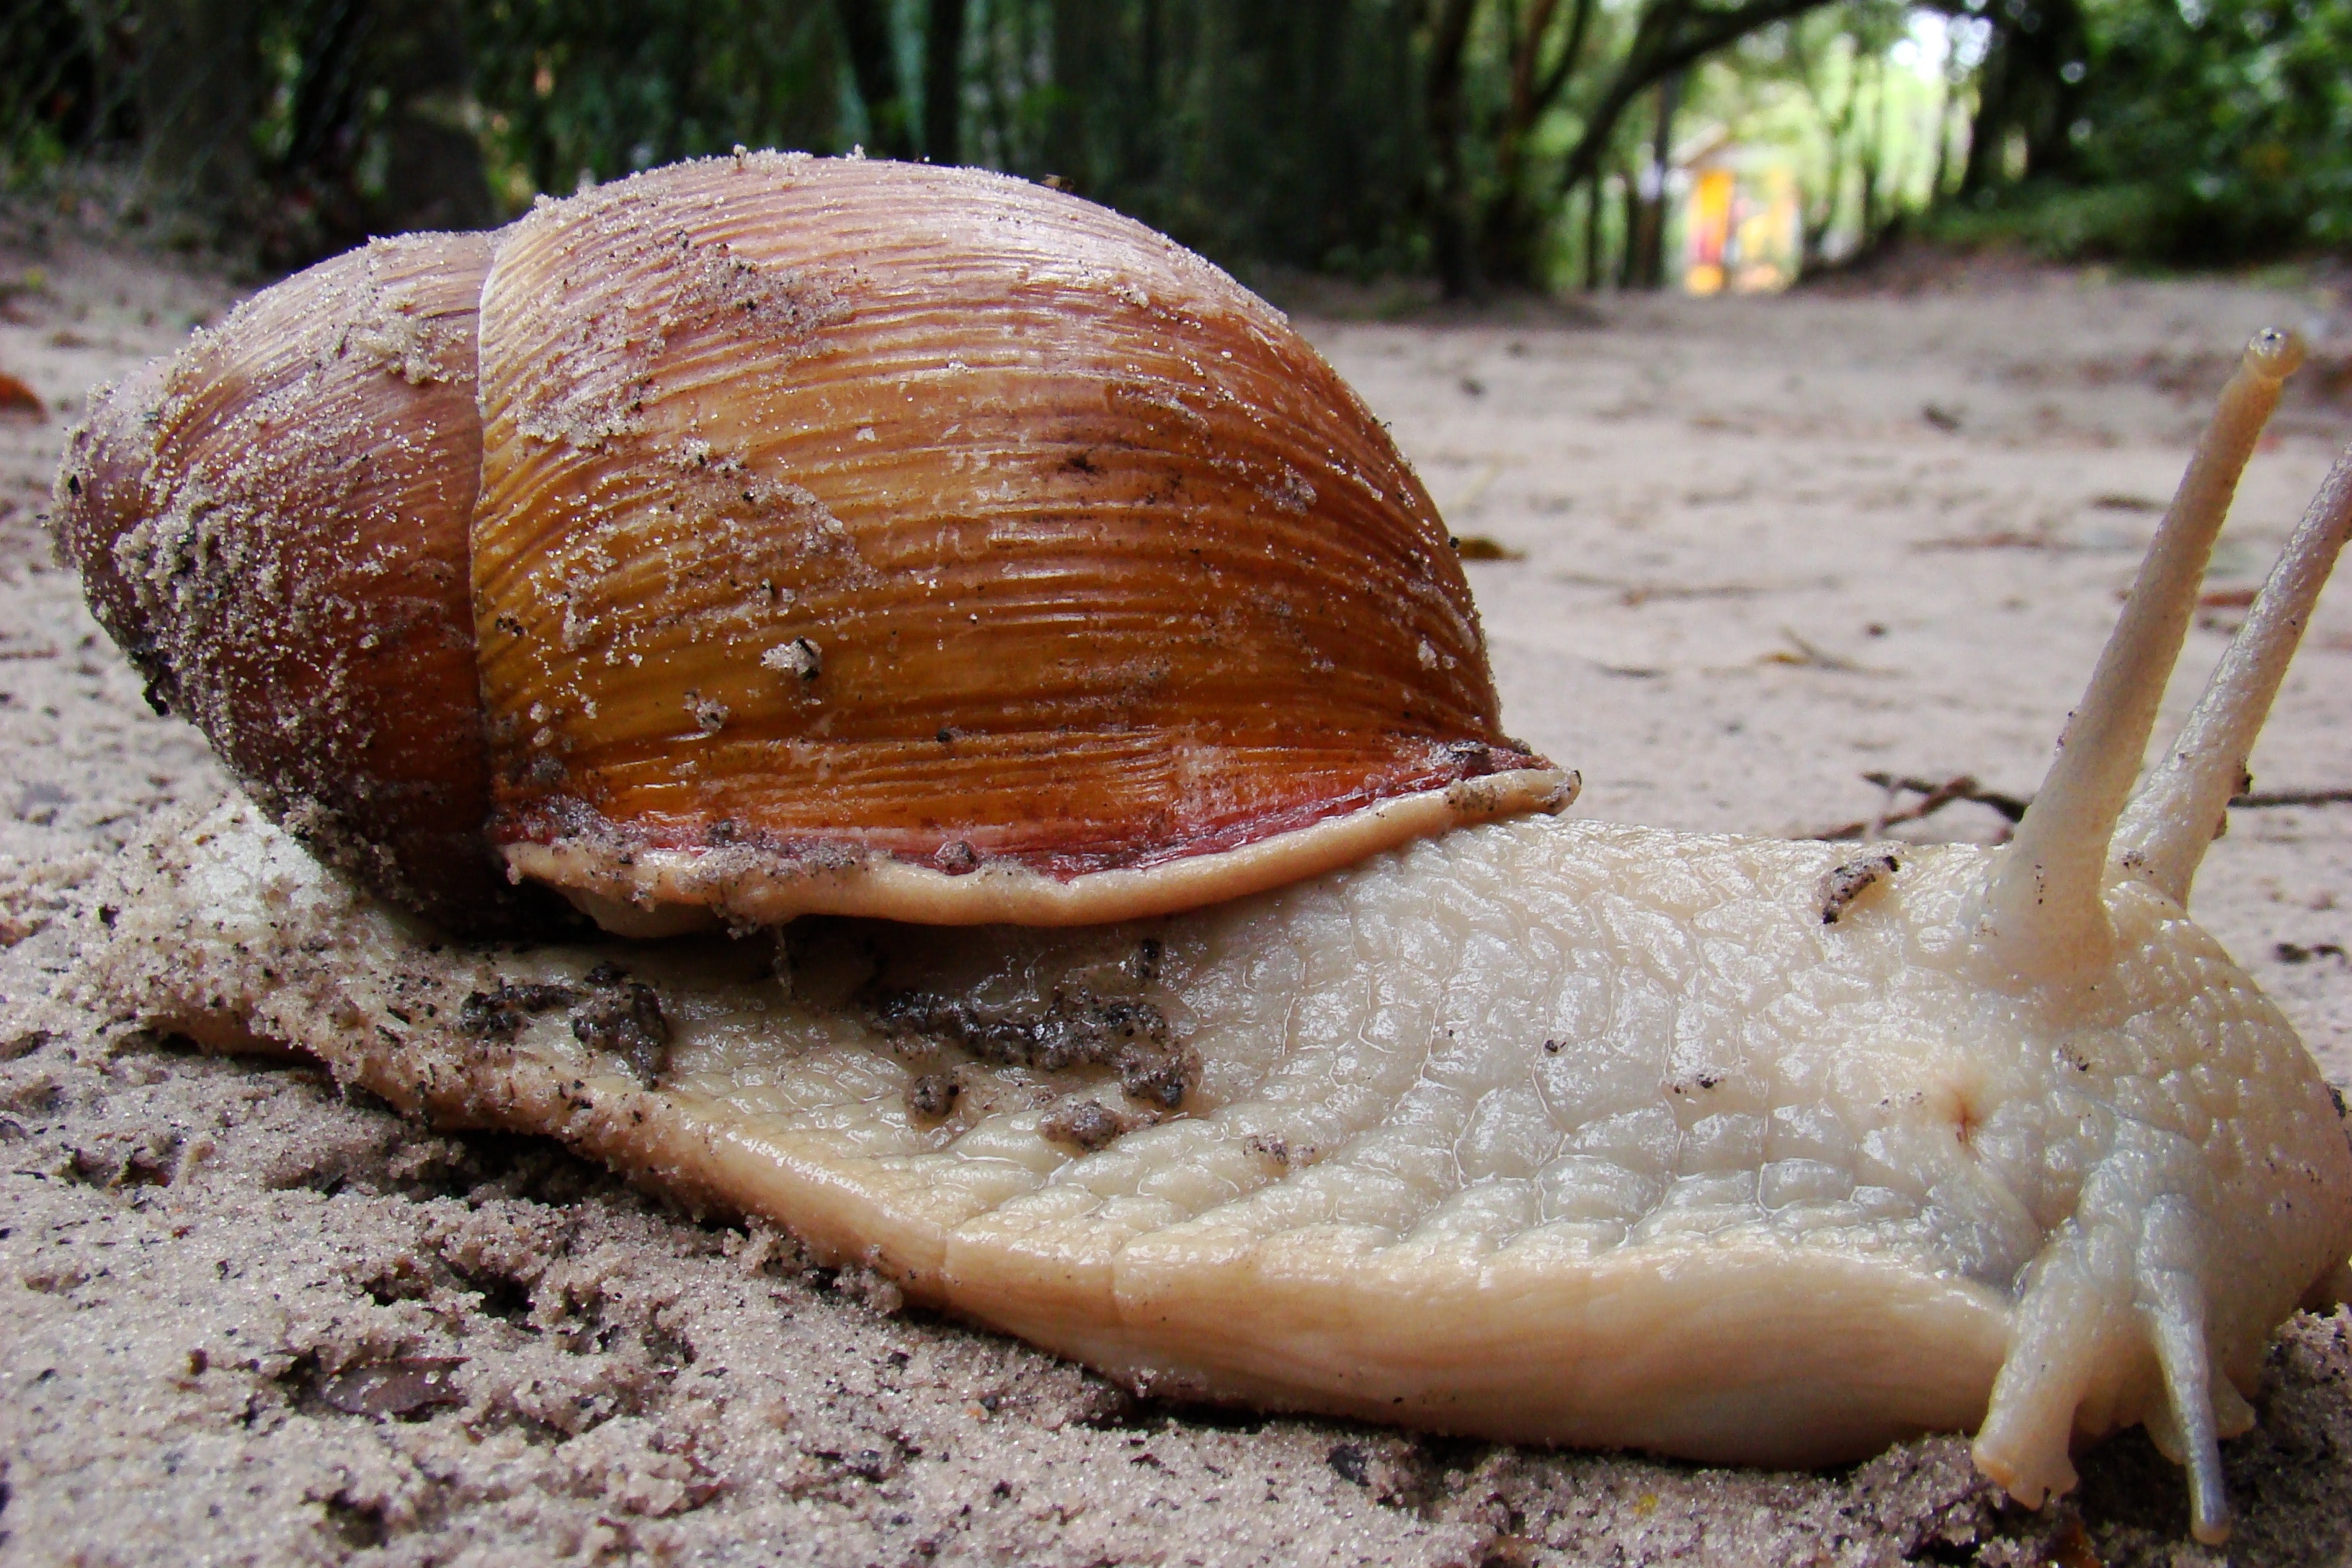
[{"xmin": 5, "ymin": 231, "xmax": 2352, "ymax": 1565}]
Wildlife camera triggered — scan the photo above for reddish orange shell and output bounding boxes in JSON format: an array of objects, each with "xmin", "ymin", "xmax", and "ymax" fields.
[
  {"xmin": 57, "ymin": 154, "xmax": 1570, "ymax": 933},
  {"xmin": 474, "ymin": 156, "xmax": 1567, "ymax": 927}
]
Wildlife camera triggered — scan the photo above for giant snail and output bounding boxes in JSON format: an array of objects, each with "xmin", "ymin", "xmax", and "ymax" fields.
[{"xmin": 52, "ymin": 152, "xmax": 2352, "ymax": 1546}]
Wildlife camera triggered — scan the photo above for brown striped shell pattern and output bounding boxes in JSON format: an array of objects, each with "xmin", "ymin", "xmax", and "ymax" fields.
[{"xmin": 53, "ymin": 153, "xmax": 1573, "ymax": 937}]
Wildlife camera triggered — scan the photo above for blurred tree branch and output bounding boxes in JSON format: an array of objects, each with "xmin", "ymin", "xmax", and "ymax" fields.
[{"xmin": 1551, "ymin": 0, "xmax": 1840, "ymax": 205}]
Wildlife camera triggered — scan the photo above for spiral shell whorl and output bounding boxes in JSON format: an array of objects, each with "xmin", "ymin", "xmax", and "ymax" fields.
[
  {"xmin": 473, "ymin": 154, "xmax": 1558, "ymax": 925},
  {"xmin": 52, "ymin": 231, "xmax": 527, "ymax": 932}
]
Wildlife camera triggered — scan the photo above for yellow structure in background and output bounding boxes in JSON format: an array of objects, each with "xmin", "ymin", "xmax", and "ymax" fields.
[{"xmin": 1683, "ymin": 157, "xmax": 1800, "ymax": 295}]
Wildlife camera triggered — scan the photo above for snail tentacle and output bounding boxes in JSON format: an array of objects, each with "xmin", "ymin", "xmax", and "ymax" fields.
[
  {"xmin": 1975, "ymin": 330, "xmax": 2303, "ymax": 982},
  {"xmin": 2113, "ymin": 437, "xmax": 2352, "ymax": 904}
]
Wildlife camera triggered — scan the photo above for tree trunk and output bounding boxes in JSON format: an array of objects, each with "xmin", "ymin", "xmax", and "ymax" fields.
[
  {"xmin": 282, "ymin": 0, "xmax": 370, "ymax": 179},
  {"xmin": 1618, "ymin": 159, "xmax": 1641, "ymax": 288},
  {"xmin": 1424, "ymin": 0, "xmax": 1482, "ymax": 298},
  {"xmin": 1958, "ymin": 28, "xmax": 2012, "ymax": 200},
  {"xmin": 368, "ymin": 0, "xmax": 495, "ymax": 233},
  {"xmin": 832, "ymin": 0, "xmax": 912, "ymax": 159},
  {"xmin": 1956, "ymin": 0, "xmax": 2086, "ymax": 198},
  {"xmin": 2021, "ymin": 0, "xmax": 2086, "ymax": 182},
  {"xmin": 1129, "ymin": 0, "xmax": 1164, "ymax": 184},
  {"xmin": 1637, "ymin": 71, "xmax": 1680, "ymax": 289},
  {"xmin": 1478, "ymin": 0, "xmax": 1597, "ymax": 290},
  {"xmin": 1581, "ymin": 173, "xmax": 1604, "ymax": 291},
  {"xmin": 1479, "ymin": 0, "xmax": 1555, "ymax": 286},
  {"xmin": 923, "ymin": 0, "xmax": 968, "ymax": 164},
  {"xmin": 1926, "ymin": 60, "xmax": 1954, "ymax": 208},
  {"xmin": 1046, "ymin": 0, "xmax": 1109, "ymax": 191},
  {"xmin": 137, "ymin": 0, "xmax": 259, "ymax": 221}
]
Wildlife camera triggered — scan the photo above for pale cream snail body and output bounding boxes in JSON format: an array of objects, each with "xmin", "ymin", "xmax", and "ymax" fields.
[{"xmin": 53, "ymin": 152, "xmax": 2352, "ymax": 1547}]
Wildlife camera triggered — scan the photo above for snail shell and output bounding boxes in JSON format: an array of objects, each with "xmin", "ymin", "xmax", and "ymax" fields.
[
  {"xmin": 54, "ymin": 154, "xmax": 1572, "ymax": 937},
  {"xmin": 57, "ymin": 232, "xmax": 519, "ymax": 928}
]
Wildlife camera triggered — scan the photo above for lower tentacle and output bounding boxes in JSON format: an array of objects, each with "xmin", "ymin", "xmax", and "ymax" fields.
[
  {"xmin": 2138, "ymin": 1273, "xmax": 2227, "ymax": 1544},
  {"xmin": 1977, "ymin": 1146, "xmax": 2251, "ymax": 1544}
]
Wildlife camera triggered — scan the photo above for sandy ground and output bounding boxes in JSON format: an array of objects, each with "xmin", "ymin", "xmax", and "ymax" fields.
[{"xmin": 2, "ymin": 227, "xmax": 2351, "ymax": 1567}]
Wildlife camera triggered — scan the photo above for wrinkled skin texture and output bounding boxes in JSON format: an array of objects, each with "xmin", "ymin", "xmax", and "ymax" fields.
[{"xmin": 81, "ymin": 801, "xmax": 2352, "ymax": 1523}]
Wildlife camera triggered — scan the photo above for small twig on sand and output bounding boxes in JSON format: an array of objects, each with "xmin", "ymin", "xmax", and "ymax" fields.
[
  {"xmin": 1807, "ymin": 773, "xmax": 2032, "ymax": 841},
  {"xmin": 1807, "ymin": 780, "xmax": 2351, "ymax": 842},
  {"xmin": 1763, "ymin": 628, "xmax": 1874, "ymax": 673},
  {"xmin": 2231, "ymin": 788, "xmax": 2352, "ymax": 808}
]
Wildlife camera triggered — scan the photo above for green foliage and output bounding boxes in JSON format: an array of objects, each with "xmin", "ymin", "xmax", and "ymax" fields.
[
  {"xmin": 1943, "ymin": 0, "xmax": 2352, "ymax": 264},
  {"xmin": 0, "ymin": 0, "xmax": 138, "ymax": 192},
  {"xmin": 2, "ymin": 0, "xmax": 1821, "ymax": 289},
  {"xmin": 1024, "ymin": 1, "xmax": 1433, "ymax": 277},
  {"xmin": 8, "ymin": 0, "xmax": 2346, "ymax": 283},
  {"xmin": 2082, "ymin": 0, "xmax": 2352, "ymax": 256},
  {"xmin": 470, "ymin": 0, "xmax": 847, "ymax": 201}
]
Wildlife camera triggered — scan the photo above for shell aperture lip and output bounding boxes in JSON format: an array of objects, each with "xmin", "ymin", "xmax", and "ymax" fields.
[
  {"xmin": 505, "ymin": 765, "xmax": 1578, "ymax": 929},
  {"xmin": 469, "ymin": 153, "xmax": 1564, "ymax": 928}
]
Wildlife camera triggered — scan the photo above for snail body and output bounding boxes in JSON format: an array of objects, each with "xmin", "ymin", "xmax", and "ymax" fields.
[
  {"xmin": 84, "ymin": 770, "xmax": 2352, "ymax": 1550},
  {"xmin": 55, "ymin": 154, "xmax": 2352, "ymax": 1546}
]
